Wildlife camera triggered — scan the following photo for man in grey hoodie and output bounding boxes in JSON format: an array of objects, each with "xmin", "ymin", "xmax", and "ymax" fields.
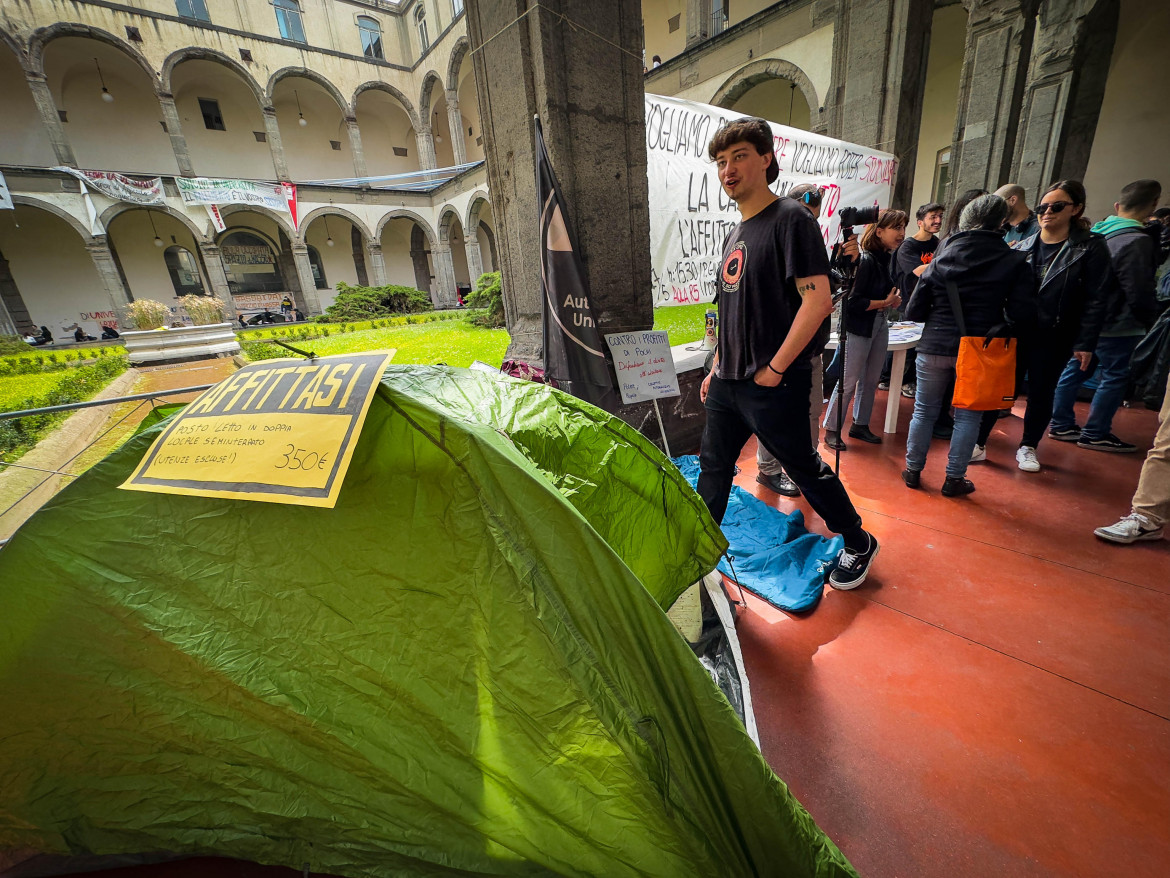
[{"xmin": 1050, "ymin": 179, "xmax": 1162, "ymax": 452}]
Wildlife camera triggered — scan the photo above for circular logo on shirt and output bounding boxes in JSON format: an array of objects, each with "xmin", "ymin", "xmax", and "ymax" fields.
[{"xmin": 721, "ymin": 241, "xmax": 747, "ymax": 293}]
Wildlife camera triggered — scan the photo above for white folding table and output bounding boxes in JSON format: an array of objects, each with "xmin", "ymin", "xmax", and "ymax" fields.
[{"xmin": 824, "ymin": 322, "xmax": 924, "ymax": 434}]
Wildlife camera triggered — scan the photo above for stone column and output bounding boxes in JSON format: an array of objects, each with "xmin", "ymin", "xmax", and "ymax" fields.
[
  {"xmin": 345, "ymin": 117, "xmax": 368, "ymax": 178},
  {"xmin": 409, "ymin": 229, "xmax": 433, "ymax": 294},
  {"xmin": 465, "ymin": 0, "xmax": 653, "ymax": 363},
  {"xmin": 445, "ymin": 90, "xmax": 468, "ymax": 166},
  {"xmin": 366, "ymin": 242, "xmax": 388, "ymax": 286},
  {"xmin": 196, "ymin": 242, "xmax": 237, "ymax": 320},
  {"xmin": 947, "ymin": 0, "xmax": 1040, "ymax": 199},
  {"xmin": 290, "ymin": 245, "xmax": 324, "ymax": 315},
  {"xmin": 430, "ymin": 241, "xmax": 460, "ymax": 308},
  {"xmin": 25, "ymin": 72, "xmax": 76, "ymax": 166},
  {"xmin": 464, "ymin": 234, "xmax": 484, "ymax": 284},
  {"xmin": 1010, "ymin": 0, "xmax": 1119, "ymax": 205},
  {"xmin": 86, "ymin": 237, "xmax": 132, "ymax": 318},
  {"xmin": 262, "ymin": 107, "xmax": 290, "ymax": 181},
  {"xmin": 158, "ymin": 93, "xmax": 195, "ymax": 177},
  {"xmin": 415, "ymin": 125, "xmax": 438, "ymax": 170}
]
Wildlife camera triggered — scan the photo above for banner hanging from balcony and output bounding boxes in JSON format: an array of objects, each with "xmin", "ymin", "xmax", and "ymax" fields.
[
  {"xmin": 0, "ymin": 172, "xmax": 12, "ymax": 211},
  {"xmin": 644, "ymin": 94, "xmax": 897, "ymax": 307},
  {"xmin": 54, "ymin": 167, "xmax": 165, "ymax": 206},
  {"xmin": 176, "ymin": 177, "xmax": 289, "ymax": 213}
]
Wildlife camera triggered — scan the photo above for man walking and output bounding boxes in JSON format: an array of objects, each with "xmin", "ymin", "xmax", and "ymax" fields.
[
  {"xmin": 1050, "ymin": 179, "xmax": 1162, "ymax": 452},
  {"xmin": 698, "ymin": 118, "xmax": 879, "ymax": 590},
  {"xmin": 996, "ymin": 184, "xmax": 1039, "ymax": 245},
  {"xmin": 1095, "ymin": 375, "xmax": 1169, "ymax": 543}
]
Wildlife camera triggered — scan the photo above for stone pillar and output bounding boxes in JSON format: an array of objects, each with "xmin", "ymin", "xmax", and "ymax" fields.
[
  {"xmin": 196, "ymin": 242, "xmax": 237, "ymax": 320},
  {"xmin": 86, "ymin": 237, "xmax": 132, "ymax": 318},
  {"xmin": 410, "ymin": 227, "xmax": 433, "ymax": 294},
  {"xmin": 415, "ymin": 125, "xmax": 438, "ymax": 170},
  {"xmin": 366, "ymin": 242, "xmax": 388, "ymax": 286},
  {"xmin": 262, "ymin": 107, "xmax": 290, "ymax": 181},
  {"xmin": 464, "ymin": 234, "xmax": 484, "ymax": 284},
  {"xmin": 825, "ymin": 0, "xmax": 933, "ymax": 209},
  {"xmin": 445, "ymin": 90, "xmax": 468, "ymax": 166},
  {"xmin": 1010, "ymin": 0, "xmax": 1119, "ymax": 205},
  {"xmin": 345, "ymin": 117, "xmax": 368, "ymax": 178},
  {"xmin": 25, "ymin": 72, "xmax": 76, "ymax": 166},
  {"xmin": 290, "ymin": 245, "xmax": 324, "ymax": 315},
  {"xmin": 948, "ymin": 0, "xmax": 1040, "ymax": 199},
  {"xmin": 430, "ymin": 241, "xmax": 460, "ymax": 308},
  {"xmin": 0, "ymin": 246, "xmax": 32, "ymax": 335},
  {"xmin": 158, "ymin": 93, "xmax": 195, "ymax": 177},
  {"xmin": 465, "ymin": 0, "xmax": 653, "ymax": 363},
  {"xmin": 686, "ymin": 0, "xmax": 712, "ymax": 49}
]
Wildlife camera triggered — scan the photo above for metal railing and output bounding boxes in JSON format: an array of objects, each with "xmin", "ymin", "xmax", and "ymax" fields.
[{"xmin": 710, "ymin": 9, "xmax": 728, "ymax": 37}]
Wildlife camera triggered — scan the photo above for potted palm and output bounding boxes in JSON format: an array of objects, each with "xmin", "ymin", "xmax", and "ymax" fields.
[{"xmin": 121, "ymin": 296, "xmax": 240, "ymax": 365}]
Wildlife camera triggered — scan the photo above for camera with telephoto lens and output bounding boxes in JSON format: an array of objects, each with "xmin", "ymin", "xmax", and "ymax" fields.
[
  {"xmin": 838, "ymin": 205, "xmax": 881, "ymax": 241},
  {"xmin": 830, "ymin": 205, "xmax": 882, "ymax": 301}
]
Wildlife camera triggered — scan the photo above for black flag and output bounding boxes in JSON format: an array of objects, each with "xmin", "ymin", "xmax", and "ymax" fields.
[{"xmin": 536, "ymin": 116, "xmax": 617, "ymax": 408}]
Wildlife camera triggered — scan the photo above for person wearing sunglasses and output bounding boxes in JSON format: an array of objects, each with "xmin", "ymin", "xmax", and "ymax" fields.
[{"xmin": 1006, "ymin": 180, "xmax": 1115, "ymax": 473}]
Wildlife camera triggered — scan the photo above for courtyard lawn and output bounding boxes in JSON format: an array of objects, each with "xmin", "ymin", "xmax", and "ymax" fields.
[
  {"xmin": 0, "ymin": 371, "xmax": 75, "ymax": 412},
  {"xmin": 652, "ymin": 303, "xmax": 709, "ymax": 346}
]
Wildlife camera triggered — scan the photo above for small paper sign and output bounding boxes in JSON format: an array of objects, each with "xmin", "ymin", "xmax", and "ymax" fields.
[
  {"xmin": 121, "ymin": 352, "xmax": 392, "ymax": 507},
  {"xmin": 604, "ymin": 330, "xmax": 680, "ymax": 405}
]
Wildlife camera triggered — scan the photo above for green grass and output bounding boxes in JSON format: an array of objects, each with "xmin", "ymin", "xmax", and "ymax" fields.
[
  {"xmin": 652, "ymin": 303, "xmax": 710, "ymax": 347},
  {"xmin": 0, "ymin": 371, "xmax": 77, "ymax": 411}
]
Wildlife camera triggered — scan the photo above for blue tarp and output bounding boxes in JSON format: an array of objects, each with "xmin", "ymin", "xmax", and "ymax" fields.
[{"xmin": 675, "ymin": 456, "xmax": 844, "ymax": 613}]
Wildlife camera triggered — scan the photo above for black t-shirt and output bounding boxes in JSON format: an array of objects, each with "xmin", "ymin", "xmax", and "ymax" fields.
[
  {"xmin": 715, "ymin": 198, "xmax": 831, "ymax": 380},
  {"xmin": 894, "ymin": 235, "xmax": 939, "ymax": 299},
  {"xmin": 1034, "ymin": 238, "xmax": 1064, "ymax": 283}
]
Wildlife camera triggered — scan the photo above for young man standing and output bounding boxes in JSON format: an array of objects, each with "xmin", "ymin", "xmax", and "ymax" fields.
[
  {"xmin": 996, "ymin": 184, "xmax": 1040, "ymax": 245},
  {"xmin": 698, "ymin": 118, "xmax": 878, "ymax": 589},
  {"xmin": 887, "ymin": 202, "xmax": 944, "ymax": 398}
]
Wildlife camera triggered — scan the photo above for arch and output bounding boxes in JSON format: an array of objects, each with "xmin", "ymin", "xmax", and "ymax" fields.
[
  {"xmin": 28, "ymin": 23, "xmax": 158, "ymax": 87},
  {"xmin": 217, "ymin": 204, "xmax": 296, "ymax": 239},
  {"xmin": 297, "ymin": 206, "xmax": 373, "ymax": 245},
  {"xmin": 99, "ymin": 203, "xmax": 208, "ymax": 244},
  {"xmin": 464, "ymin": 191, "xmax": 490, "ymax": 234},
  {"xmin": 437, "ymin": 206, "xmax": 463, "ymax": 244},
  {"xmin": 446, "ymin": 37, "xmax": 471, "ymax": 92},
  {"xmin": 9, "ymin": 194, "xmax": 95, "ymax": 241},
  {"xmin": 419, "ymin": 70, "xmax": 445, "ymax": 121},
  {"xmin": 710, "ymin": 58, "xmax": 820, "ymax": 120},
  {"xmin": 352, "ymin": 80, "xmax": 419, "ymax": 128},
  {"xmin": 375, "ymin": 209, "xmax": 436, "ymax": 247},
  {"xmin": 267, "ymin": 66, "xmax": 350, "ymax": 115},
  {"xmin": 161, "ymin": 47, "xmax": 266, "ymax": 107},
  {"xmin": 0, "ymin": 26, "xmax": 25, "ymax": 66}
]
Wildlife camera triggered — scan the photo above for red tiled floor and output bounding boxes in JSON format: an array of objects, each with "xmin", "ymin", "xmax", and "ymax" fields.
[{"xmin": 738, "ymin": 390, "xmax": 1169, "ymax": 877}]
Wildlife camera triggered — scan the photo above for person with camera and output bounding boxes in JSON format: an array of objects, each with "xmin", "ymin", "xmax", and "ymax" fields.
[
  {"xmin": 901, "ymin": 195, "xmax": 1036, "ymax": 495},
  {"xmin": 822, "ymin": 209, "xmax": 908, "ymax": 450},
  {"xmin": 698, "ymin": 117, "xmax": 879, "ymax": 590}
]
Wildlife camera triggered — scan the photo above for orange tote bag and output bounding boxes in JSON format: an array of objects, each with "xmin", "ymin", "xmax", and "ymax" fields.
[{"xmin": 946, "ymin": 281, "xmax": 1017, "ymax": 411}]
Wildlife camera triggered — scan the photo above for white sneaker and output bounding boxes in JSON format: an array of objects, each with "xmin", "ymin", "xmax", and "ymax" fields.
[
  {"xmin": 1094, "ymin": 512, "xmax": 1164, "ymax": 544},
  {"xmin": 1016, "ymin": 446, "xmax": 1041, "ymax": 472},
  {"xmin": 970, "ymin": 444, "xmax": 987, "ymax": 463}
]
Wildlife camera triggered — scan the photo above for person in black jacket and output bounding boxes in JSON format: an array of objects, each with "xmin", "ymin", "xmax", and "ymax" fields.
[
  {"xmin": 1049, "ymin": 179, "xmax": 1162, "ymax": 453},
  {"xmin": 822, "ymin": 208, "xmax": 907, "ymax": 449},
  {"xmin": 902, "ymin": 195, "xmax": 1036, "ymax": 495},
  {"xmin": 1004, "ymin": 180, "xmax": 1115, "ymax": 473}
]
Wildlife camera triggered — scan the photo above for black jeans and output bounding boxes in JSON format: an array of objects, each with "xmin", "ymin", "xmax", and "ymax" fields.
[
  {"xmin": 975, "ymin": 334, "xmax": 1074, "ymax": 448},
  {"xmin": 697, "ymin": 371, "xmax": 865, "ymax": 546}
]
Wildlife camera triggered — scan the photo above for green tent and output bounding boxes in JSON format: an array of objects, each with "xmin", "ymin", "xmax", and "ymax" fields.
[{"xmin": 0, "ymin": 365, "xmax": 856, "ymax": 877}]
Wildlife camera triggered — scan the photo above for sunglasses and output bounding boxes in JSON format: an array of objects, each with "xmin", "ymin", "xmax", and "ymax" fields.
[{"xmin": 1036, "ymin": 201, "xmax": 1074, "ymax": 215}]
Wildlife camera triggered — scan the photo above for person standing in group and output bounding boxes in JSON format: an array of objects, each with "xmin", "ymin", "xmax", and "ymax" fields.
[
  {"xmin": 939, "ymin": 189, "xmax": 988, "ymax": 242},
  {"xmin": 901, "ymin": 195, "xmax": 1036, "ymax": 495},
  {"xmin": 996, "ymin": 184, "xmax": 1041, "ymax": 245},
  {"xmin": 1049, "ymin": 179, "xmax": 1162, "ymax": 453},
  {"xmin": 698, "ymin": 117, "xmax": 880, "ymax": 590},
  {"xmin": 1008, "ymin": 180, "xmax": 1115, "ymax": 473},
  {"xmin": 886, "ymin": 201, "xmax": 944, "ymax": 399},
  {"xmin": 822, "ymin": 209, "xmax": 907, "ymax": 450}
]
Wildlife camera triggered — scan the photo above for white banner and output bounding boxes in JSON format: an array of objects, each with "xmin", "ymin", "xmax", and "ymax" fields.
[
  {"xmin": 54, "ymin": 167, "xmax": 165, "ymax": 205},
  {"xmin": 645, "ymin": 94, "xmax": 897, "ymax": 306},
  {"xmin": 177, "ymin": 176, "xmax": 288, "ymax": 213},
  {"xmin": 205, "ymin": 204, "xmax": 226, "ymax": 233},
  {"xmin": 0, "ymin": 171, "xmax": 12, "ymax": 211}
]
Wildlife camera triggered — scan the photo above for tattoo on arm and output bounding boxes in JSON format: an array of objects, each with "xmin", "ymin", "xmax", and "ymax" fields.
[{"xmin": 797, "ymin": 281, "xmax": 816, "ymax": 296}]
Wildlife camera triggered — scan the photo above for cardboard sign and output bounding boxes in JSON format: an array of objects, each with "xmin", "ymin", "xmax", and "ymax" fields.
[
  {"xmin": 121, "ymin": 352, "xmax": 392, "ymax": 507},
  {"xmin": 604, "ymin": 331, "xmax": 680, "ymax": 405}
]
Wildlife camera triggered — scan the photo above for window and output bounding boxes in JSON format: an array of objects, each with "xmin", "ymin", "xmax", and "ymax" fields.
[
  {"xmin": 274, "ymin": 0, "xmax": 307, "ymax": 44},
  {"xmin": 220, "ymin": 231, "xmax": 286, "ymax": 294},
  {"xmin": 307, "ymin": 246, "xmax": 328, "ymax": 290},
  {"xmin": 358, "ymin": 16, "xmax": 384, "ymax": 60},
  {"xmin": 164, "ymin": 247, "xmax": 206, "ymax": 297},
  {"xmin": 452, "ymin": 0, "xmax": 464, "ymax": 15},
  {"xmin": 416, "ymin": 6, "xmax": 429, "ymax": 52},
  {"xmin": 198, "ymin": 98, "xmax": 225, "ymax": 131},
  {"xmin": 932, "ymin": 147, "xmax": 951, "ymax": 204},
  {"xmin": 175, "ymin": 0, "xmax": 211, "ymax": 22},
  {"xmin": 668, "ymin": 14, "xmax": 680, "ymax": 33}
]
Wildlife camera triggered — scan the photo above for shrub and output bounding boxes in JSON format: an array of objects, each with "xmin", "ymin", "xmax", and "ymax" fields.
[
  {"xmin": 322, "ymin": 282, "xmax": 433, "ymax": 322},
  {"xmin": 466, "ymin": 272, "xmax": 505, "ymax": 329},
  {"xmin": 126, "ymin": 299, "xmax": 171, "ymax": 330},
  {"xmin": 179, "ymin": 295, "xmax": 227, "ymax": 326}
]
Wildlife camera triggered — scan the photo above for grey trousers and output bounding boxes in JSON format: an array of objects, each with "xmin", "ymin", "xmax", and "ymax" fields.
[
  {"xmin": 757, "ymin": 354, "xmax": 823, "ymax": 475},
  {"xmin": 822, "ymin": 313, "xmax": 889, "ymax": 432}
]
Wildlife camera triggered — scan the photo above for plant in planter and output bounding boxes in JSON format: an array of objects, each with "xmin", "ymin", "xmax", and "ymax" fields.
[
  {"xmin": 178, "ymin": 295, "xmax": 227, "ymax": 326},
  {"xmin": 126, "ymin": 299, "xmax": 172, "ymax": 331}
]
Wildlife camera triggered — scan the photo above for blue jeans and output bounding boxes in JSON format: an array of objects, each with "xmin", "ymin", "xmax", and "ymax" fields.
[
  {"xmin": 1051, "ymin": 335, "xmax": 1140, "ymax": 440},
  {"xmin": 905, "ymin": 353, "xmax": 984, "ymax": 479}
]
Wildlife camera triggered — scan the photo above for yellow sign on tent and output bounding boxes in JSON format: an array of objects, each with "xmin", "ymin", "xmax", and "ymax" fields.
[{"xmin": 121, "ymin": 351, "xmax": 392, "ymax": 507}]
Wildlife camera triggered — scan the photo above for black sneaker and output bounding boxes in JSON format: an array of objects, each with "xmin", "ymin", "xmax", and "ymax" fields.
[
  {"xmin": 1049, "ymin": 425, "xmax": 1082, "ymax": 442},
  {"xmin": 1077, "ymin": 434, "xmax": 1138, "ymax": 453},
  {"xmin": 941, "ymin": 476, "xmax": 976, "ymax": 497},
  {"xmin": 901, "ymin": 469, "xmax": 921, "ymax": 489},
  {"xmin": 824, "ymin": 431, "xmax": 847, "ymax": 451},
  {"xmin": 848, "ymin": 425, "xmax": 882, "ymax": 444},
  {"xmin": 829, "ymin": 533, "xmax": 879, "ymax": 590},
  {"xmin": 756, "ymin": 471, "xmax": 801, "ymax": 498}
]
